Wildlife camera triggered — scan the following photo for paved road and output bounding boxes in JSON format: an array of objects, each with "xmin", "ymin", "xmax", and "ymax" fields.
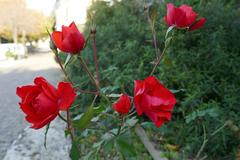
[{"xmin": 0, "ymin": 53, "xmax": 61, "ymax": 158}]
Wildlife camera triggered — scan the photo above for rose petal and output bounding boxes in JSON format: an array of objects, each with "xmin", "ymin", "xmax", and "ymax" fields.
[
  {"xmin": 16, "ymin": 85, "xmax": 40, "ymax": 104},
  {"xmin": 27, "ymin": 112, "xmax": 58, "ymax": 129},
  {"xmin": 51, "ymin": 31, "xmax": 64, "ymax": 51},
  {"xmin": 113, "ymin": 94, "xmax": 131, "ymax": 115},
  {"xmin": 33, "ymin": 92, "xmax": 58, "ymax": 117},
  {"xmin": 57, "ymin": 82, "xmax": 77, "ymax": 111},
  {"xmin": 19, "ymin": 102, "xmax": 35, "ymax": 116},
  {"xmin": 189, "ymin": 18, "xmax": 206, "ymax": 31},
  {"xmin": 34, "ymin": 77, "xmax": 58, "ymax": 101},
  {"xmin": 179, "ymin": 4, "xmax": 197, "ymax": 26},
  {"xmin": 145, "ymin": 111, "xmax": 172, "ymax": 128},
  {"xmin": 174, "ymin": 8, "xmax": 187, "ymax": 28},
  {"xmin": 165, "ymin": 3, "xmax": 175, "ymax": 26}
]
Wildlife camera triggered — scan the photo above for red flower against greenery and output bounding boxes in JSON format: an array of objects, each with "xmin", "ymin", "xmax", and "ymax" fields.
[
  {"xmin": 134, "ymin": 76, "xmax": 176, "ymax": 128},
  {"xmin": 51, "ymin": 22, "xmax": 85, "ymax": 54},
  {"xmin": 113, "ymin": 94, "xmax": 131, "ymax": 115},
  {"xmin": 16, "ymin": 77, "xmax": 77, "ymax": 129},
  {"xmin": 165, "ymin": 3, "xmax": 206, "ymax": 31}
]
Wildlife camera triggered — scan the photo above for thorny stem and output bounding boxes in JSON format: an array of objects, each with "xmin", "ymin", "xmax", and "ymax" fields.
[
  {"xmin": 54, "ymin": 51, "xmax": 73, "ymax": 84},
  {"xmin": 58, "ymin": 113, "xmax": 74, "ymax": 141},
  {"xmin": 144, "ymin": 5, "xmax": 171, "ymax": 76},
  {"xmin": 49, "ymin": 35, "xmax": 97, "ymax": 95},
  {"xmin": 195, "ymin": 124, "xmax": 208, "ymax": 160},
  {"xmin": 55, "ymin": 52, "xmax": 98, "ymax": 94},
  {"xmin": 58, "ymin": 113, "xmax": 68, "ymax": 123},
  {"xmin": 194, "ymin": 122, "xmax": 228, "ymax": 160},
  {"xmin": 83, "ymin": 31, "xmax": 91, "ymax": 49},
  {"xmin": 117, "ymin": 115, "xmax": 124, "ymax": 135},
  {"xmin": 145, "ymin": 6, "xmax": 159, "ymax": 61},
  {"xmin": 78, "ymin": 56, "xmax": 101, "ymax": 92},
  {"xmin": 67, "ymin": 110, "xmax": 74, "ymax": 141},
  {"xmin": 210, "ymin": 121, "xmax": 228, "ymax": 137},
  {"xmin": 150, "ymin": 46, "xmax": 168, "ymax": 75},
  {"xmin": 92, "ymin": 28, "xmax": 100, "ymax": 88}
]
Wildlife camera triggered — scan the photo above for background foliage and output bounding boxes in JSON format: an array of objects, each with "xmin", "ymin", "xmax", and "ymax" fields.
[{"xmin": 64, "ymin": 0, "xmax": 240, "ymax": 159}]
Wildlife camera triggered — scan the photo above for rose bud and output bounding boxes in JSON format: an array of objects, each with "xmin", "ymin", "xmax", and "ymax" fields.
[
  {"xmin": 113, "ymin": 94, "xmax": 131, "ymax": 115},
  {"xmin": 134, "ymin": 76, "xmax": 177, "ymax": 128},
  {"xmin": 165, "ymin": 3, "xmax": 206, "ymax": 31},
  {"xmin": 51, "ymin": 21, "xmax": 85, "ymax": 54},
  {"xmin": 16, "ymin": 77, "xmax": 77, "ymax": 129}
]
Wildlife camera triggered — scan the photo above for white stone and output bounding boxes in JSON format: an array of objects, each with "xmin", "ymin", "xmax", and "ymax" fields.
[{"xmin": 3, "ymin": 118, "xmax": 71, "ymax": 160}]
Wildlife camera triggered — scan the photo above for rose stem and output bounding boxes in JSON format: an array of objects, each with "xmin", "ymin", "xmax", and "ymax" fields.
[
  {"xmin": 91, "ymin": 27, "xmax": 100, "ymax": 88},
  {"xmin": 144, "ymin": 6, "xmax": 159, "ymax": 62},
  {"xmin": 150, "ymin": 45, "xmax": 168, "ymax": 75},
  {"xmin": 117, "ymin": 115, "xmax": 124, "ymax": 135},
  {"xmin": 67, "ymin": 110, "xmax": 74, "ymax": 141},
  {"xmin": 78, "ymin": 56, "xmax": 100, "ymax": 92},
  {"xmin": 53, "ymin": 51, "xmax": 98, "ymax": 94},
  {"xmin": 58, "ymin": 113, "xmax": 68, "ymax": 123},
  {"xmin": 47, "ymin": 29, "xmax": 97, "ymax": 95}
]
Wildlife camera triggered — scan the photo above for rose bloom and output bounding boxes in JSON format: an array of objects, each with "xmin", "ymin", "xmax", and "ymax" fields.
[
  {"xmin": 16, "ymin": 77, "xmax": 77, "ymax": 129},
  {"xmin": 134, "ymin": 76, "xmax": 176, "ymax": 127},
  {"xmin": 165, "ymin": 3, "xmax": 206, "ymax": 31},
  {"xmin": 113, "ymin": 94, "xmax": 131, "ymax": 115},
  {"xmin": 51, "ymin": 21, "xmax": 85, "ymax": 54}
]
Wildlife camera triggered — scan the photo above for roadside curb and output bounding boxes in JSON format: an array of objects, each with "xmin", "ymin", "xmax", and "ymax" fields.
[{"xmin": 3, "ymin": 118, "xmax": 71, "ymax": 160}]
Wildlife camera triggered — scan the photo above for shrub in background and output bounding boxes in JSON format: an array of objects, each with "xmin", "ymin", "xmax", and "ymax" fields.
[{"xmin": 64, "ymin": 0, "xmax": 240, "ymax": 159}]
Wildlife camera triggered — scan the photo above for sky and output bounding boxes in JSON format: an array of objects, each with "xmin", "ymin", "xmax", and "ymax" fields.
[{"xmin": 26, "ymin": 0, "xmax": 56, "ymax": 16}]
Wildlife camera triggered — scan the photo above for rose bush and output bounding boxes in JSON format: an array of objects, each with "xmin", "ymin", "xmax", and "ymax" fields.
[
  {"xmin": 14, "ymin": 1, "xmax": 224, "ymax": 159},
  {"xmin": 16, "ymin": 77, "xmax": 76, "ymax": 129}
]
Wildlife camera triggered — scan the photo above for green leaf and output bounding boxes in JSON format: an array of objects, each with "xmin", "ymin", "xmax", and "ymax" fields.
[
  {"xmin": 116, "ymin": 134, "xmax": 137, "ymax": 158},
  {"xmin": 185, "ymin": 108, "xmax": 220, "ymax": 124},
  {"xmin": 73, "ymin": 105, "xmax": 94, "ymax": 130},
  {"xmin": 64, "ymin": 129, "xmax": 71, "ymax": 137},
  {"xmin": 83, "ymin": 151, "xmax": 94, "ymax": 160},
  {"xmin": 93, "ymin": 105, "xmax": 105, "ymax": 114},
  {"xmin": 73, "ymin": 105, "xmax": 104, "ymax": 130},
  {"xmin": 44, "ymin": 123, "xmax": 50, "ymax": 149},
  {"xmin": 70, "ymin": 140, "xmax": 80, "ymax": 160},
  {"xmin": 125, "ymin": 117, "xmax": 138, "ymax": 127},
  {"xmin": 64, "ymin": 54, "xmax": 72, "ymax": 68},
  {"xmin": 170, "ymin": 89, "xmax": 185, "ymax": 94},
  {"xmin": 107, "ymin": 93, "xmax": 122, "ymax": 98},
  {"xmin": 103, "ymin": 139, "xmax": 114, "ymax": 153}
]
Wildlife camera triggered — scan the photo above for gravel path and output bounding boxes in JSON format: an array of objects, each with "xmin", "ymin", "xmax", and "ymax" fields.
[{"xmin": 0, "ymin": 53, "xmax": 68, "ymax": 159}]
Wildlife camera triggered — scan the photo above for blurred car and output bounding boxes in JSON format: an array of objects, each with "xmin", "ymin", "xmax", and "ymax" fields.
[{"xmin": 0, "ymin": 43, "xmax": 28, "ymax": 61}]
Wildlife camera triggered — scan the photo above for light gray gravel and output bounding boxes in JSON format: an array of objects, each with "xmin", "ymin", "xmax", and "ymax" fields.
[{"xmin": 0, "ymin": 53, "xmax": 70, "ymax": 159}]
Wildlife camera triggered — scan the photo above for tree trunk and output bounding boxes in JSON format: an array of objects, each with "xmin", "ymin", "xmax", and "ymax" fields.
[
  {"xmin": 13, "ymin": 26, "xmax": 18, "ymax": 43},
  {"xmin": 22, "ymin": 30, "xmax": 26, "ymax": 44}
]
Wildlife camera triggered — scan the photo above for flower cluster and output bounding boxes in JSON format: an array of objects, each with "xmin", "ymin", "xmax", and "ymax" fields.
[{"xmin": 16, "ymin": 2, "xmax": 205, "ymax": 136}]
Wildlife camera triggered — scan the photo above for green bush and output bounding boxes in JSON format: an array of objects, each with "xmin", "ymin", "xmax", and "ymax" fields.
[{"xmin": 65, "ymin": 0, "xmax": 240, "ymax": 159}]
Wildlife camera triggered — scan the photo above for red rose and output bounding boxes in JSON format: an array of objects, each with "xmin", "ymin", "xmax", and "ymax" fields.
[
  {"xmin": 165, "ymin": 3, "xmax": 206, "ymax": 31},
  {"xmin": 134, "ymin": 76, "xmax": 176, "ymax": 127},
  {"xmin": 113, "ymin": 94, "xmax": 131, "ymax": 115},
  {"xmin": 16, "ymin": 77, "xmax": 77, "ymax": 129},
  {"xmin": 51, "ymin": 22, "xmax": 85, "ymax": 54}
]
